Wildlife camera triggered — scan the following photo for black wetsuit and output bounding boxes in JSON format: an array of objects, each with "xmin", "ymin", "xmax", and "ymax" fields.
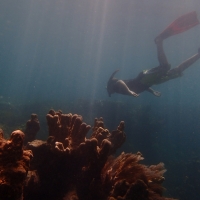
[{"xmin": 123, "ymin": 65, "xmax": 181, "ymax": 94}]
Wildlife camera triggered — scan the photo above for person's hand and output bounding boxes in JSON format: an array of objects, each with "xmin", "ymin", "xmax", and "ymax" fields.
[
  {"xmin": 153, "ymin": 91, "xmax": 161, "ymax": 97},
  {"xmin": 131, "ymin": 91, "xmax": 139, "ymax": 97}
]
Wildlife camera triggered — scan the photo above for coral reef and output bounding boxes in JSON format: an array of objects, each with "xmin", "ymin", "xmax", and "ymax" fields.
[
  {"xmin": 24, "ymin": 113, "xmax": 40, "ymax": 145},
  {"xmin": 101, "ymin": 152, "xmax": 171, "ymax": 200},
  {"xmin": 0, "ymin": 129, "xmax": 33, "ymax": 200},
  {"xmin": 0, "ymin": 108, "xmax": 175, "ymax": 200},
  {"xmin": 23, "ymin": 109, "xmax": 175, "ymax": 200}
]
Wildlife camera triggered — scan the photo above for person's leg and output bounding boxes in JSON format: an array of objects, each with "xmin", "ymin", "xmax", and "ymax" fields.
[
  {"xmin": 154, "ymin": 37, "xmax": 171, "ymax": 71},
  {"xmin": 154, "ymin": 11, "xmax": 199, "ymax": 71},
  {"xmin": 170, "ymin": 48, "xmax": 200, "ymax": 74}
]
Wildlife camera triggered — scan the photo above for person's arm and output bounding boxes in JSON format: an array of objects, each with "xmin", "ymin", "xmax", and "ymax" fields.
[
  {"xmin": 146, "ymin": 87, "xmax": 161, "ymax": 97},
  {"xmin": 115, "ymin": 80, "xmax": 139, "ymax": 97}
]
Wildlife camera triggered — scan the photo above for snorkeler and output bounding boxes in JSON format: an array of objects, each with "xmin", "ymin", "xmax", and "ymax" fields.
[{"xmin": 107, "ymin": 11, "xmax": 200, "ymax": 97}]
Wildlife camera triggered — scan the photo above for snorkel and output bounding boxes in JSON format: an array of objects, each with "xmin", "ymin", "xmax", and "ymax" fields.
[{"xmin": 106, "ymin": 69, "xmax": 119, "ymax": 97}]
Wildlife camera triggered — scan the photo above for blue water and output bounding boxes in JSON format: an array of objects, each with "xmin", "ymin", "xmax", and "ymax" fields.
[{"xmin": 1, "ymin": 0, "xmax": 200, "ymax": 199}]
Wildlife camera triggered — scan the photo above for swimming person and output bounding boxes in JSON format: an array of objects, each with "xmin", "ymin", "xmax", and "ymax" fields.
[{"xmin": 107, "ymin": 11, "xmax": 200, "ymax": 97}]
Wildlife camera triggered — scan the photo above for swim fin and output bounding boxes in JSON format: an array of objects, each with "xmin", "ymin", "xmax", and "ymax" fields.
[{"xmin": 157, "ymin": 11, "xmax": 199, "ymax": 40}]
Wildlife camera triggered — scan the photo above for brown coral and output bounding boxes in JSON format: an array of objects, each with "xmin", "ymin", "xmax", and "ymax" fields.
[
  {"xmin": 46, "ymin": 110, "xmax": 91, "ymax": 149},
  {"xmin": 101, "ymin": 152, "xmax": 172, "ymax": 200},
  {"xmin": 0, "ymin": 130, "xmax": 33, "ymax": 200},
  {"xmin": 91, "ymin": 117, "xmax": 126, "ymax": 154},
  {"xmin": 23, "ymin": 109, "xmax": 175, "ymax": 200},
  {"xmin": 24, "ymin": 113, "xmax": 40, "ymax": 145}
]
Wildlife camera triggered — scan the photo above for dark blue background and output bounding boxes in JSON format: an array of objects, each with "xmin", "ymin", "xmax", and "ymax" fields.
[{"xmin": 0, "ymin": 0, "xmax": 200, "ymax": 199}]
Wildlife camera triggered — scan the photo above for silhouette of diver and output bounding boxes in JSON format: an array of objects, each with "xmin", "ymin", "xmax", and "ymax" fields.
[{"xmin": 107, "ymin": 11, "xmax": 200, "ymax": 97}]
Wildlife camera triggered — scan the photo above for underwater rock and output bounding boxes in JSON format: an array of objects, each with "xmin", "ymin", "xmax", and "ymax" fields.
[
  {"xmin": 0, "ymin": 130, "xmax": 33, "ymax": 200},
  {"xmin": 24, "ymin": 114, "xmax": 40, "ymax": 145},
  {"xmin": 23, "ymin": 109, "xmax": 175, "ymax": 200}
]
